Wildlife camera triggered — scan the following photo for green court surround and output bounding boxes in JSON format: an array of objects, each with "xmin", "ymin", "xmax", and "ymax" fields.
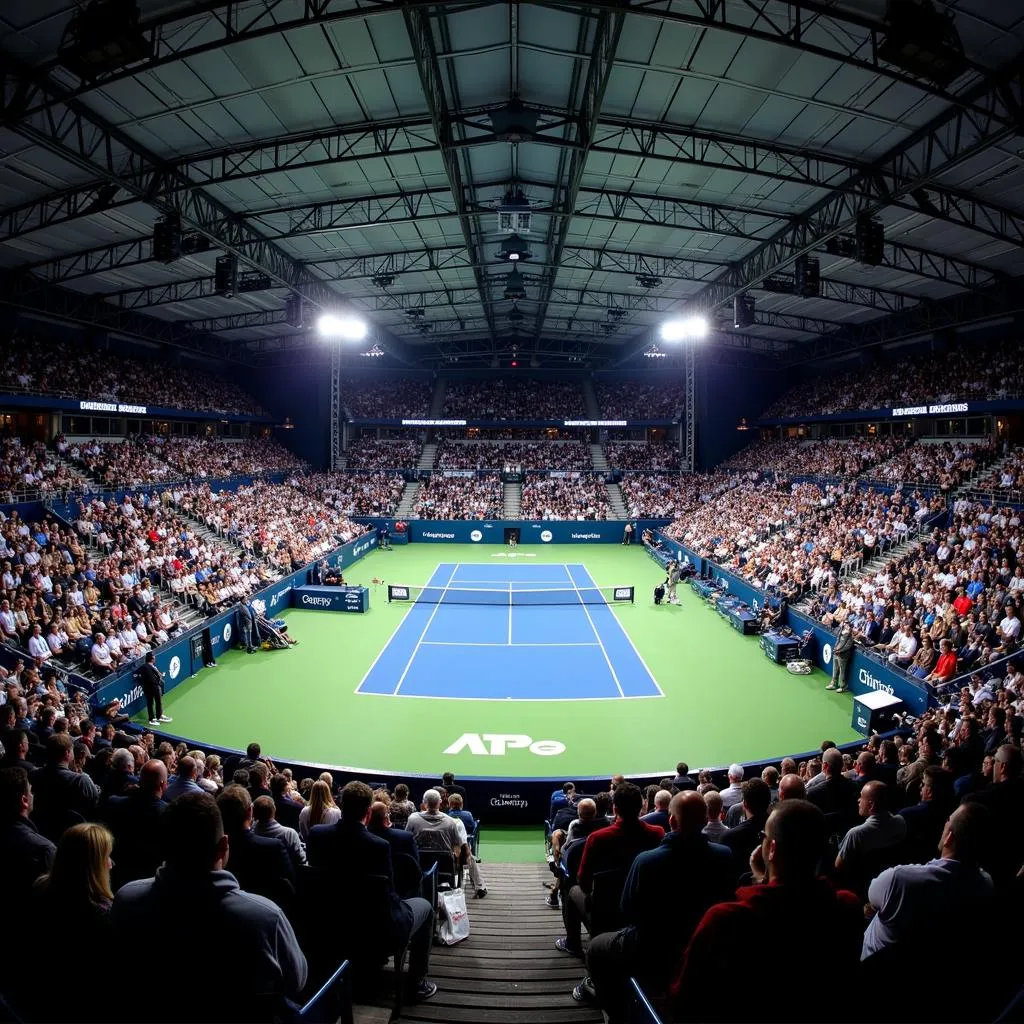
[{"xmin": 145, "ymin": 545, "xmax": 859, "ymax": 778}]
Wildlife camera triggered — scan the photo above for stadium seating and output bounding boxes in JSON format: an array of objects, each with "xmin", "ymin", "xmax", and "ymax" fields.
[{"xmin": 0, "ymin": 329, "xmax": 265, "ymax": 415}]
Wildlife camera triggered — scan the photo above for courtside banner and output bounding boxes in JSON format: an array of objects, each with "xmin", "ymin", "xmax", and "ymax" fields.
[
  {"xmin": 353, "ymin": 518, "xmax": 671, "ymax": 545},
  {"xmin": 291, "ymin": 585, "xmax": 369, "ymax": 612}
]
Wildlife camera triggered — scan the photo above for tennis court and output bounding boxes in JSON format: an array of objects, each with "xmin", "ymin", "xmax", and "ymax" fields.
[{"xmin": 356, "ymin": 562, "xmax": 662, "ymax": 700}]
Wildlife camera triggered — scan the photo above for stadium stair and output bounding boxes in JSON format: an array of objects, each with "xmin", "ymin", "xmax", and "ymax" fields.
[
  {"xmin": 417, "ymin": 444, "xmax": 438, "ymax": 471},
  {"xmin": 352, "ymin": 862, "xmax": 602, "ymax": 1024},
  {"xmin": 51, "ymin": 452, "xmax": 96, "ymax": 492},
  {"xmin": 503, "ymin": 481, "xmax": 522, "ymax": 518},
  {"xmin": 333, "ymin": 455, "xmax": 348, "ymax": 471},
  {"xmin": 589, "ymin": 444, "xmax": 608, "ymax": 472},
  {"xmin": 582, "ymin": 378, "xmax": 600, "ymax": 419},
  {"xmin": 397, "ymin": 481, "xmax": 421, "ymax": 517},
  {"xmin": 605, "ymin": 482, "xmax": 628, "ymax": 519}
]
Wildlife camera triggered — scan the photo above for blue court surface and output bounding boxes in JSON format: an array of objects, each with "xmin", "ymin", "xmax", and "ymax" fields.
[{"xmin": 357, "ymin": 562, "xmax": 662, "ymax": 701}]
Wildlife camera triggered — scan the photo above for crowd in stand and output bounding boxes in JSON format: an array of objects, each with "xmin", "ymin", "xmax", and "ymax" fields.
[
  {"xmin": 762, "ymin": 337, "xmax": 1024, "ymax": 419},
  {"xmin": 343, "ymin": 438, "xmax": 421, "ymax": 470},
  {"xmin": 620, "ymin": 471, "xmax": 746, "ymax": 520},
  {"xmin": 808, "ymin": 499, "xmax": 1024, "ymax": 687},
  {"xmin": 442, "ymin": 380, "xmax": 587, "ymax": 419},
  {"xmin": 412, "ymin": 474, "xmax": 503, "ymax": 519},
  {"xmin": 75, "ymin": 492, "xmax": 268, "ymax": 647},
  {"xmin": 0, "ymin": 330, "xmax": 265, "ymax": 415},
  {"xmin": 300, "ymin": 472, "xmax": 405, "ymax": 517},
  {"xmin": 0, "ymin": 439, "xmax": 85, "ymax": 501},
  {"xmin": 0, "ymin": 739, "xmax": 490, "ymax": 1019},
  {"xmin": 176, "ymin": 482, "xmax": 369, "ymax": 573},
  {"xmin": 723, "ymin": 437, "xmax": 910, "ymax": 477},
  {"xmin": 543, "ymin": 723, "xmax": 1022, "ymax": 1023},
  {"xmin": 977, "ymin": 446, "xmax": 1024, "ymax": 495},
  {"xmin": 434, "ymin": 440, "xmax": 592, "ymax": 471},
  {"xmin": 867, "ymin": 439, "xmax": 996, "ymax": 490},
  {"xmin": 594, "ymin": 379, "xmax": 686, "ymax": 419},
  {"xmin": 60, "ymin": 435, "xmax": 305, "ymax": 489},
  {"xmin": 606, "ymin": 442, "xmax": 680, "ymax": 471},
  {"xmin": 342, "ymin": 377, "xmax": 432, "ymax": 419},
  {"xmin": 520, "ymin": 476, "xmax": 610, "ymax": 521}
]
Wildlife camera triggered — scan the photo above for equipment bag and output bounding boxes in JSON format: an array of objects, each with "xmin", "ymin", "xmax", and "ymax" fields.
[
  {"xmin": 654, "ymin": 585, "xmax": 665, "ymax": 605},
  {"xmin": 437, "ymin": 887, "xmax": 470, "ymax": 945}
]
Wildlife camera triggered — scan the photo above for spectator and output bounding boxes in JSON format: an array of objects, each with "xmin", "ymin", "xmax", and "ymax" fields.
[
  {"xmin": 701, "ymin": 790, "xmax": 727, "ymax": 842},
  {"xmin": 252, "ymin": 794, "xmax": 306, "ymax": 874},
  {"xmin": 388, "ymin": 782, "xmax": 416, "ymax": 829},
  {"xmin": 105, "ymin": 759, "xmax": 168, "ymax": 888},
  {"xmin": 671, "ymin": 800, "xmax": 862, "ymax": 1022},
  {"xmin": 30, "ymin": 732, "xmax": 100, "ymax": 839},
  {"xmin": 305, "ymin": 781, "xmax": 437, "ymax": 1003},
  {"xmin": 720, "ymin": 778, "xmax": 773, "ymax": 875},
  {"xmin": 899, "ymin": 766, "xmax": 955, "ymax": 863},
  {"xmin": 719, "ymin": 764, "xmax": 745, "ymax": 810},
  {"xmin": 863, "ymin": 803, "xmax": 995, "ymax": 960},
  {"xmin": 671, "ymin": 762, "xmax": 695, "ymax": 791},
  {"xmin": 640, "ymin": 789, "xmax": 671, "ymax": 831},
  {"xmin": 806, "ymin": 747, "xmax": 859, "ymax": 821},
  {"xmin": 583, "ymin": 791, "xmax": 735, "ymax": 1019},
  {"xmin": 405, "ymin": 788, "xmax": 463, "ymax": 854},
  {"xmin": 555, "ymin": 782, "xmax": 663, "ymax": 958},
  {"xmin": 835, "ymin": 781, "xmax": 908, "ymax": 879},
  {"xmin": 111, "ymin": 792, "xmax": 307, "ymax": 1020},
  {"xmin": 367, "ymin": 800, "xmax": 421, "ymax": 899},
  {"xmin": 0, "ymin": 766, "xmax": 56, "ymax": 901},
  {"xmin": 298, "ymin": 779, "xmax": 340, "ymax": 841},
  {"xmin": 964, "ymin": 743, "xmax": 1024, "ymax": 888}
]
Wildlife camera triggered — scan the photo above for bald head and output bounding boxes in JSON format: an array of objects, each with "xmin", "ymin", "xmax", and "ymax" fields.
[
  {"xmin": 860, "ymin": 780, "xmax": 888, "ymax": 815},
  {"xmin": 653, "ymin": 789, "xmax": 671, "ymax": 811},
  {"xmin": 822, "ymin": 748, "xmax": 844, "ymax": 777},
  {"xmin": 669, "ymin": 791, "xmax": 709, "ymax": 837},
  {"xmin": 369, "ymin": 800, "xmax": 389, "ymax": 829},
  {"xmin": 577, "ymin": 798, "xmax": 597, "ymax": 821},
  {"xmin": 778, "ymin": 774, "xmax": 806, "ymax": 801},
  {"xmin": 140, "ymin": 758, "xmax": 167, "ymax": 796}
]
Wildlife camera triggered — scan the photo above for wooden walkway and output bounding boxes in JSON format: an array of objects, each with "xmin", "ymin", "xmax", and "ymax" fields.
[{"xmin": 354, "ymin": 862, "xmax": 603, "ymax": 1023}]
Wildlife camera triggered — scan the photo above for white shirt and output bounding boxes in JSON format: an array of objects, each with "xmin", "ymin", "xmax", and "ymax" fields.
[
  {"xmin": 999, "ymin": 615, "xmax": 1021, "ymax": 640},
  {"xmin": 896, "ymin": 633, "xmax": 919, "ymax": 659},
  {"xmin": 27, "ymin": 634, "xmax": 50, "ymax": 659},
  {"xmin": 91, "ymin": 642, "xmax": 112, "ymax": 666}
]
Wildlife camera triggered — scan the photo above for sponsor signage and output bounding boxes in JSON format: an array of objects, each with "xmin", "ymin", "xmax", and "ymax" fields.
[
  {"xmin": 443, "ymin": 733, "xmax": 566, "ymax": 756},
  {"xmin": 79, "ymin": 400, "xmax": 148, "ymax": 414},
  {"xmin": 293, "ymin": 585, "xmax": 369, "ymax": 613},
  {"xmin": 563, "ymin": 420, "xmax": 628, "ymax": 426},
  {"xmin": 401, "ymin": 418, "xmax": 467, "ymax": 426},
  {"xmin": 470, "ymin": 529, "xmax": 483, "ymax": 542},
  {"xmin": 892, "ymin": 402, "xmax": 969, "ymax": 417}
]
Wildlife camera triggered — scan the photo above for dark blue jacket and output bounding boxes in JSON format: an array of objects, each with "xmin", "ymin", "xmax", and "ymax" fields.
[
  {"xmin": 620, "ymin": 830, "xmax": 736, "ymax": 959},
  {"xmin": 307, "ymin": 819, "xmax": 413, "ymax": 941}
]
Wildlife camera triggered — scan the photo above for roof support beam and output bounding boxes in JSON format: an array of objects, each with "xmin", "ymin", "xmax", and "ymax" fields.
[
  {"xmin": 0, "ymin": 53, "xmax": 366, "ymax": 326},
  {"xmin": 689, "ymin": 54, "xmax": 1024, "ymax": 316},
  {"xmin": 788, "ymin": 274, "xmax": 1024, "ymax": 366},
  {"xmin": 530, "ymin": 9, "xmax": 624, "ymax": 343},
  {"xmin": 402, "ymin": 6, "xmax": 497, "ymax": 347}
]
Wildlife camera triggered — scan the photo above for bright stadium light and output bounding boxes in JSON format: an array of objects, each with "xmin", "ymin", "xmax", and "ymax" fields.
[
  {"xmin": 659, "ymin": 315, "xmax": 708, "ymax": 343},
  {"xmin": 317, "ymin": 314, "xmax": 368, "ymax": 341}
]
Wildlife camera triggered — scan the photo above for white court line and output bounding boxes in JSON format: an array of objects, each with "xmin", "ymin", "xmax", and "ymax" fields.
[
  {"xmin": 420, "ymin": 641, "xmax": 601, "ymax": 647},
  {"xmin": 569, "ymin": 563, "xmax": 666, "ymax": 698},
  {"xmin": 353, "ymin": 560, "xmax": 446, "ymax": 695},
  {"xmin": 508, "ymin": 582, "xmax": 513, "ymax": 645},
  {"xmin": 567, "ymin": 565, "xmax": 626, "ymax": 699},
  {"xmin": 360, "ymin": 691, "xmax": 663, "ymax": 703},
  {"xmin": 446, "ymin": 580, "xmax": 579, "ymax": 585},
  {"xmin": 392, "ymin": 564, "xmax": 458, "ymax": 696}
]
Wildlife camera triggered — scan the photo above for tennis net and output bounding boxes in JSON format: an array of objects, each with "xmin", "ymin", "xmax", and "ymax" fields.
[{"xmin": 387, "ymin": 583, "xmax": 635, "ymax": 606}]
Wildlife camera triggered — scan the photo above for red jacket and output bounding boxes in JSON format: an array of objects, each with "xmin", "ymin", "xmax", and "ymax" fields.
[
  {"xmin": 931, "ymin": 650, "xmax": 957, "ymax": 680},
  {"xmin": 577, "ymin": 817, "xmax": 664, "ymax": 893},
  {"xmin": 672, "ymin": 879, "xmax": 863, "ymax": 1022}
]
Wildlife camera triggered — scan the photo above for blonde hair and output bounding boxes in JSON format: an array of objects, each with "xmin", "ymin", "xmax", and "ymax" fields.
[
  {"xmin": 38, "ymin": 822, "xmax": 113, "ymax": 905},
  {"xmin": 307, "ymin": 780, "xmax": 337, "ymax": 827}
]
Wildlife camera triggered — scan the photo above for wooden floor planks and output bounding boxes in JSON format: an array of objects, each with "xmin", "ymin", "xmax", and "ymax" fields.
[{"xmin": 353, "ymin": 863, "xmax": 602, "ymax": 1023}]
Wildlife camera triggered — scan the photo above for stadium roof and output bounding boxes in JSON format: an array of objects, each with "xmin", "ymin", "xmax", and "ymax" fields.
[{"xmin": 1, "ymin": 0, "xmax": 1023, "ymax": 368}]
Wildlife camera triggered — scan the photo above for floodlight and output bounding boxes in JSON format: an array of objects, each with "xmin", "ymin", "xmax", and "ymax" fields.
[
  {"xmin": 659, "ymin": 315, "xmax": 708, "ymax": 343},
  {"xmin": 317, "ymin": 314, "xmax": 368, "ymax": 341}
]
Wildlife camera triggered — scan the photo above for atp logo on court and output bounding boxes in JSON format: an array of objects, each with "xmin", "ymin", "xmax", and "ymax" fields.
[
  {"xmin": 222, "ymin": 623, "xmax": 232, "ymax": 643},
  {"xmin": 822, "ymin": 644, "xmax": 833, "ymax": 665},
  {"xmin": 540, "ymin": 530, "xmax": 553, "ymax": 543},
  {"xmin": 444, "ymin": 733, "xmax": 566, "ymax": 757},
  {"xmin": 168, "ymin": 656, "xmax": 181, "ymax": 680},
  {"xmin": 470, "ymin": 529, "xmax": 483, "ymax": 542}
]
